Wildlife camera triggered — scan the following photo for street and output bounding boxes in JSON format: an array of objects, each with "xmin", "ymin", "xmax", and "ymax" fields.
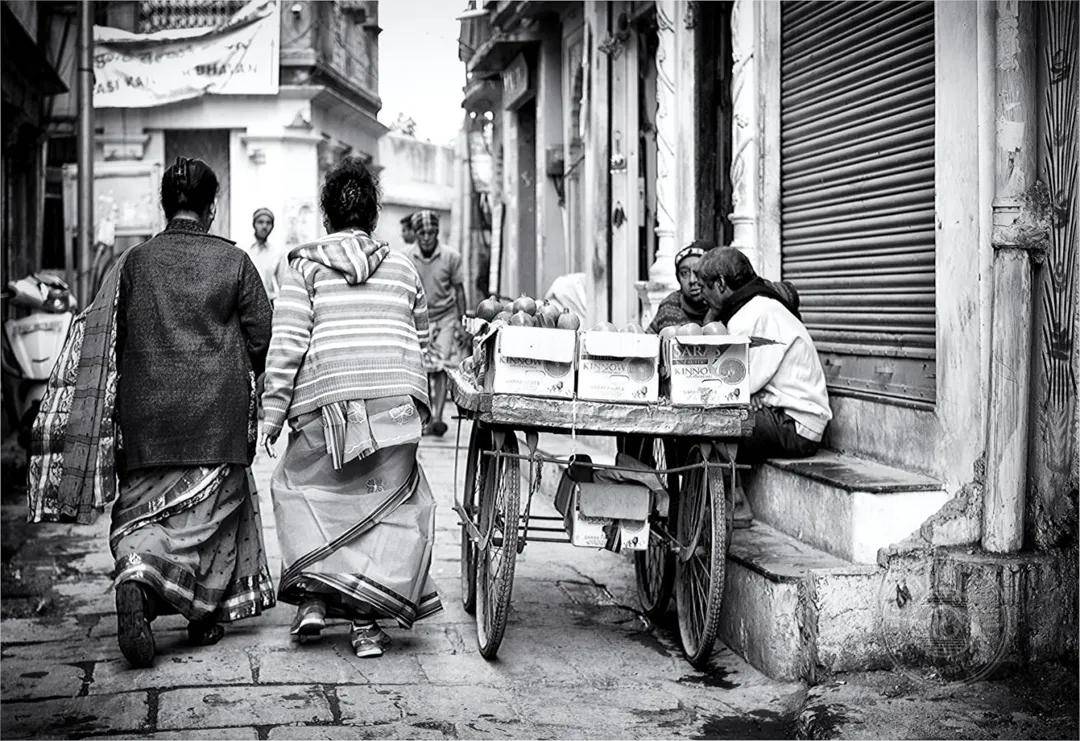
[{"xmin": 2, "ymin": 429, "xmax": 1076, "ymax": 740}]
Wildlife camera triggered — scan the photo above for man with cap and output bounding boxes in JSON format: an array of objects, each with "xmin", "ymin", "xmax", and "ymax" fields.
[
  {"xmin": 247, "ymin": 207, "xmax": 287, "ymax": 302},
  {"xmin": 408, "ymin": 210, "xmax": 466, "ymax": 436},
  {"xmin": 647, "ymin": 240, "xmax": 713, "ymax": 333}
]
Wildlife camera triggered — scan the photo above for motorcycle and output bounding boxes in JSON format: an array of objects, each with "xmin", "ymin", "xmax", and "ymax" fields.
[{"xmin": 1, "ymin": 273, "xmax": 76, "ymax": 450}]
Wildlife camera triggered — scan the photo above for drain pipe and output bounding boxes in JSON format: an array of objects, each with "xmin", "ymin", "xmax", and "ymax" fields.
[
  {"xmin": 76, "ymin": 0, "xmax": 94, "ymax": 305},
  {"xmin": 982, "ymin": 0, "xmax": 1046, "ymax": 553}
]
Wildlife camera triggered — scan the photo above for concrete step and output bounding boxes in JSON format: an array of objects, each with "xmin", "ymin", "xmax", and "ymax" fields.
[
  {"xmin": 744, "ymin": 451, "xmax": 949, "ymax": 563},
  {"xmin": 721, "ymin": 521, "xmax": 884, "ymax": 682}
]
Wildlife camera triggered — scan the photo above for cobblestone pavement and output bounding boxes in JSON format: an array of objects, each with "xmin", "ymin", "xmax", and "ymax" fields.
[{"xmin": 2, "ymin": 427, "xmax": 1077, "ymax": 739}]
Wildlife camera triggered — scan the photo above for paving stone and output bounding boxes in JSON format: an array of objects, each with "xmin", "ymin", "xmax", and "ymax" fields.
[
  {"xmin": 1, "ymin": 636, "xmax": 123, "ymax": 663},
  {"xmin": 510, "ymin": 684, "xmax": 682, "ymax": 729},
  {"xmin": 101, "ymin": 727, "xmax": 259, "ymax": 740},
  {"xmin": 157, "ymin": 684, "xmax": 332, "ymax": 730},
  {"xmin": 255, "ymin": 644, "xmax": 368, "ymax": 685},
  {"xmin": 0, "ymin": 617, "xmax": 87, "ymax": 644},
  {"xmin": 0, "ymin": 660, "xmax": 85, "ymax": 700},
  {"xmin": 266, "ymin": 723, "xmax": 449, "ymax": 740},
  {"xmin": 329, "ymin": 685, "xmax": 403, "ymax": 724},
  {"xmin": 381, "ymin": 683, "xmax": 520, "ymax": 724},
  {"xmin": 0, "ymin": 691, "xmax": 149, "ymax": 738},
  {"xmin": 416, "ymin": 652, "xmax": 512, "ymax": 686},
  {"xmin": 90, "ymin": 648, "xmax": 254, "ymax": 693}
]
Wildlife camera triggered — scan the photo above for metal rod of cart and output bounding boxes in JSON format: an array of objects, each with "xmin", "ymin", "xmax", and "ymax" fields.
[{"xmin": 448, "ymin": 366, "xmax": 753, "ymax": 668}]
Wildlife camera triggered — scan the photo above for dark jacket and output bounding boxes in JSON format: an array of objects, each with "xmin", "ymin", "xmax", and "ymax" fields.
[
  {"xmin": 116, "ymin": 218, "xmax": 272, "ymax": 471},
  {"xmin": 648, "ymin": 290, "xmax": 709, "ymax": 333}
]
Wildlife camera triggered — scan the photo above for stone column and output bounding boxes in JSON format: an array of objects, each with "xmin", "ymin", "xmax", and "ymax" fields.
[
  {"xmin": 635, "ymin": 0, "xmax": 684, "ymax": 328},
  {"xmin": 728, "ymin": 0, "xmax": 761, "ymax": 270},
  {"xmin": 982, "ymin": 0, "xmax": 1045, "ymax": 553}
]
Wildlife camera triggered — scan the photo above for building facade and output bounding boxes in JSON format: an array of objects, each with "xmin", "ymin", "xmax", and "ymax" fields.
[
  {"xmin": 459, "ymin": 0, "xmax": 1078, "ymax": 679},
  {"xmin": 85, "ymin": 0, "xmax": 385, "ymax": 266}
]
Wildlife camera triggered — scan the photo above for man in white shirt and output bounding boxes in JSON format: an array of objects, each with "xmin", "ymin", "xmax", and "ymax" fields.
[
  {"xmin": 247, "ymin": 207, "xmax": 287, "ymax": 302},
  {"xmin": 697, "ymin": 247, "xmax": 832, "ymax": 460}
]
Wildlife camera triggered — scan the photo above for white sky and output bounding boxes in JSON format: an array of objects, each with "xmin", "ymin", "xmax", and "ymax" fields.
[{"xmin": 377, "ymin": 0, "xmax": 466, "ymax": 145}]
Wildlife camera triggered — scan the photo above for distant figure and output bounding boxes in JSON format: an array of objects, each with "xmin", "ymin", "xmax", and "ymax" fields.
[
  {"xmin": 407, "ymin": 210, "xmax": 465, "ymax": 437},
  {"xmin": 544, "ymin": 272, "xmax": 589, "ymax": 321},
  {"xmin": 262, "ymin": 158, "xmax": 442, "ymax": 659},
  {"xmin": 400, "ymin": 213, "xmax": 417, "ymax": 246},
  {"xmin": 247, "ymin": 207, "xmax": 287, "ymax": 301}
]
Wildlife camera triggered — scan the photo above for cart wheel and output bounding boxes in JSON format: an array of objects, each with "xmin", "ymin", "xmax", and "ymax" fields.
[
  {"xmin": 475, "ymin": 429, "xmax": 520, "ymax": 659},
  {"xmin": 459, "ymin": 424, "xmax": 484, "ymax": 614},
  {"xmin": 674, "ymin": 443, "xmax": 727, "ymax": 668},
  {"xmin": 634, "ymin": 437, "xmax": 676, "ymax": 622}
]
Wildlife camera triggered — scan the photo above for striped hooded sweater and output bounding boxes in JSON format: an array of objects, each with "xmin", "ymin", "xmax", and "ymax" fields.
[{"xmin": 261, "ymin": 229, "xmax": 431, "ymax": 438}]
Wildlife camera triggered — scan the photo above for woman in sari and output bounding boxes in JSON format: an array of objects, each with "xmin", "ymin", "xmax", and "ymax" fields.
[
  {"xmin": 261, "ymin": 157, "xmax": 442, "ymax": 658},
  {"xmin": 110, "ymin": 157, "xmax": 276, "ymax": 666}
]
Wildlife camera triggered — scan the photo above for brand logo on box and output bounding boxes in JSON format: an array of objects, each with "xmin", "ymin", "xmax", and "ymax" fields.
[{"xmin": 502, "ymin": 356, "xmax": 568, "ymax": 377}]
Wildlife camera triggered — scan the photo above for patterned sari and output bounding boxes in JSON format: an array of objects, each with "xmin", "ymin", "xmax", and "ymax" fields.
[
  {"xmin": 271, "ymin": 396, "xmax": 442, "ymax": 628},
  {"xmin": 111, "ymin": 465, "xmax": 275, "ymax": 621}
]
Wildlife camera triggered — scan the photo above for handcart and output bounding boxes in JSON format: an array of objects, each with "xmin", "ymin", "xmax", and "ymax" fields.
[{"xmin": 448, "ymin": 366, "xmax": 753, "ymax": 668}]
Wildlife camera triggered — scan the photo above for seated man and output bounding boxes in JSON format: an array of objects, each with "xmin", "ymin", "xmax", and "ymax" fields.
[
  {"xmin": 648, "ymin": 240, "xmax": 713, "ymax": 333},
  {"xmin": 696, "ymin": 247, "xmax": 832, "ymax": 460}
]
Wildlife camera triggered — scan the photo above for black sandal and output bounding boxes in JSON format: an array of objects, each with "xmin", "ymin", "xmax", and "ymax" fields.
[
  {"xmin": 187, "ymin": 620, "xmax": 225, "ymax": 646},
  {"xmin": 116, "ymin": 582, "xmax": 156, "ymax": 667}
]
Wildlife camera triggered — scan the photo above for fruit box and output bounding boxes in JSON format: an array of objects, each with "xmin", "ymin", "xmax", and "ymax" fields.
[
  {"xmin": 554, "ymin": 478, "xmax": 651, "ymax": 551},
  {"xmin": 576, "ymin": 331, "xmax": 660, "ymax": 404},
  {"xmin": 665, "ymin": 334, "xmax": 751, "ymax": 406},
  {"xmin": 484, "ymin": 326, "xmax": 577, "ymax": 399}
]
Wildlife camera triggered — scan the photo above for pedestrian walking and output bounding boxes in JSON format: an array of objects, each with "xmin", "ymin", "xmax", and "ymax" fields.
[
  {"xmin": 261, "ymin": 157, "xmax": 443, "ymax": 659},
  {"xmin": 246, "ymin": 207, "xmax": 288, "ymax": 302},
  {"xmin": 407, "ymin": 210, "xmax": 466, "ymax": 437},
  {"xmin": 28, "ymin": 156, "xmax": 278, "ymax": 668},
  {"xmin": 400, "ymin": 213, "xmax": 417, "ymax": 246}
]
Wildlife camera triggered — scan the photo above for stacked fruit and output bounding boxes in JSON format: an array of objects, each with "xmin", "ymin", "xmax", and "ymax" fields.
[
  {"xmin": 656, "ymin": 321, "xmax": 728, "ymax": 339},
  {"xmin": 474, "ymin": 294, "xmax": 582, "ymax": 330}
]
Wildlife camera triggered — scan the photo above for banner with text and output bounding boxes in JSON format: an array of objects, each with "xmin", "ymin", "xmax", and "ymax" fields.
[{"xmin": 94, "ymin": 0, "xmax": 279, "ymax": 108}]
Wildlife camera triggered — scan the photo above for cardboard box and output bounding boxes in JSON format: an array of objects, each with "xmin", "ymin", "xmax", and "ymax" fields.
[
  {"xmin": 666, "ymin": 335, "xmax": 751, "ymax": 406},
  {"xmin": 560, "ymin": 479, "xmax": 652, "ymax": 550},
  {"xmin": 485, "ymin": 326, "xmax": 577, "ymax": 399},
  {"xmin": 576, "ymin": 331, "xmax": 660, "ymax": 403}
]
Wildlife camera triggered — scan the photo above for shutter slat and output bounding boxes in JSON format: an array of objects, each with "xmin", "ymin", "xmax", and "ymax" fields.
[
  {"xmin": 784, "ymin": 230, "xmax": 937, "ymax": 256},
  {"xmin": 781, "ymin": 0, "xmax": 937, "ymax": 400},
  {"xmin": 783, "ymin": 166, "xmax": 935, "ymax": 208},
  {"xmin": 783, "ymin": 12, "xmax": 933, "ymax": 96},
  {"xmin": 783, "ymin": 151, "xmax": 934, "ymax": 195}
]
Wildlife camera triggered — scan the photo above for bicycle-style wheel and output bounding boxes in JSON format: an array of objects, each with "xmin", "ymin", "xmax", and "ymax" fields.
[
  {"xmin": 634, "ymin": 436, "xmax": 677, "ymax": 622},
  {"xmin": 459, "ymin": 424, "xmax": 484, "ymax": 614},
  {"xmin": 475, "ymin": 429, "xmax": 520, "ymax": 659},
  {"xmin": 674, "ymin": 443, "xmax": 727, "ymax": 668}
]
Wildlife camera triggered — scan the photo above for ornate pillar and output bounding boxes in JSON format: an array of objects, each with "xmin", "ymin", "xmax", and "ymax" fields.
[
  {"xmin": 728, "ymin": 0, "xmax": 761, "ymax": 270},
  {"xmin": 636, "ymin": 0, "xmax": 686, "ymax": 327}
]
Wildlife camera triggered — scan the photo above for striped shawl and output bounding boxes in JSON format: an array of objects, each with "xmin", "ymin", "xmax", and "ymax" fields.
[{"xmin": 261, "ymin": 229, "xmax": 431, "ymax": 438}]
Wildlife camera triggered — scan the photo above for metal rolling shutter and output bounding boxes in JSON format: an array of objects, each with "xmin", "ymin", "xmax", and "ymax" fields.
[{"xmin": 780, "ymin": 1, "xmax": 936, "ymax": 406}]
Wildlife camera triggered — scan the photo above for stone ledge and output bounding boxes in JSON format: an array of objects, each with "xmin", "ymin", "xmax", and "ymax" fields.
[{"xmin": 766, "ymin": 451, "xmax": 941, "ymax": 493}]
